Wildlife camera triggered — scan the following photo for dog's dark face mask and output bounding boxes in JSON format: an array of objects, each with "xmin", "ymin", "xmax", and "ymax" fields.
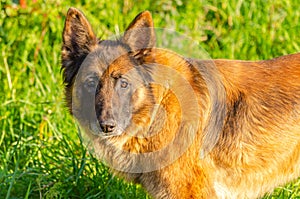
[{"xmin": 74, "ymin": 43, "xmax": 152, "ymax": 137}]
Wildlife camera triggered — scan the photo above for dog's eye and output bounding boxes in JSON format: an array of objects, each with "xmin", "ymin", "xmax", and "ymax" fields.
[
  {"xmin": 87, "ymin": 80, "xmax": 97, "ymax": 88},
  {"xmin": 84, "ymin": 77, "xmax": 99, "ymax": 92},
  {"xmin": 120, "ymin": 79, "xmax": 129, "ymax": 89}
]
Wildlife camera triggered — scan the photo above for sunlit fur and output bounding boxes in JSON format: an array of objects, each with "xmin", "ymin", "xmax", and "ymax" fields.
[{"xmin": 62, "ymin": 8, "xmax": 300, "ymax": 199}]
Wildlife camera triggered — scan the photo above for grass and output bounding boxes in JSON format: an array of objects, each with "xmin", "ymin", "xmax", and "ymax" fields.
[{"xmin": 0, "ymin": 0, "xmax": 300, "ymax": 198}]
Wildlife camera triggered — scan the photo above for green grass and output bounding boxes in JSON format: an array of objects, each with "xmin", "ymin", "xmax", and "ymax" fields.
[{"xmin": 0, "ymin": 0, "xmax": 300, "ymax": 198}]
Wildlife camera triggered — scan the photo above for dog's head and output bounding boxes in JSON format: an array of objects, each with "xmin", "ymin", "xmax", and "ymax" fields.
[
  {"xmin": 62, "ymin": 8, "xmax": 156, "ymax": 137},
  {"xmin": 61, "ymin": 8, "xmax": 226, "ymax": 162}
]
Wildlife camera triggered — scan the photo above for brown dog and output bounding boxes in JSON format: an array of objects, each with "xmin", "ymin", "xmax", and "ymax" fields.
[{"xmin": 61, "ymin": 7, "xmax": 300, "ymax": 199}]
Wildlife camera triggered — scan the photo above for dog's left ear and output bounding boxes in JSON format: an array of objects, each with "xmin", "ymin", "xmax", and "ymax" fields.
[{"xmin": 122, "ymin": 11, "xmax": 156, "ymax": 59}]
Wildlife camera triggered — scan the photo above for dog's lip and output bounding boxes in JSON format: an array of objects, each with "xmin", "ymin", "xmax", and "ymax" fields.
[{"xmin": 89, "ymin": 122, "xmax": 123, "ymax": 137}]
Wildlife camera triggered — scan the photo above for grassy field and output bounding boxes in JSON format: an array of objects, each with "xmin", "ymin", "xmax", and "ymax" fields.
[{"xmin": 1, "ymin": 0, "xmax": 300, "ymax": 198}]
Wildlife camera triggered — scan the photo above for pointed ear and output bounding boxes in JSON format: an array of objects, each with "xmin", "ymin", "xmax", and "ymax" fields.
[
  {"xmin": 122, "ymin": 11, "xmax": 156, "ymax": 59},
  {"xmin": 61, "ymin": 7, "xmax": 97, "ymax": 86}
]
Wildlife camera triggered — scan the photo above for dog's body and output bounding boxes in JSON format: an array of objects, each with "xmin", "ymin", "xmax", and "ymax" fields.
[{"xmin": 62, "ymin": 8, "xmax": 300, "ymax": 199}]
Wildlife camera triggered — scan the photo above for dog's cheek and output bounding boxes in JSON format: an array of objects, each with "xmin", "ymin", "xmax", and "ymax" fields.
[
  {"xmin": 74, "ymin": 85, "xmax": 96, "ymax": 121},
  {"xmin": 132, "ymin": 87, "xmax": 147, "ymax": 111},
  {"xmin": 130, "ymin": 87, "xmax": 153, "ymax": 127}
]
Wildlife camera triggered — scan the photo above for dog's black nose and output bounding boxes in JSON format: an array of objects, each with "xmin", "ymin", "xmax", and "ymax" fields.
[{"xmin": 100, "ymin": 120, "xmax": 116, "ymax": 133}]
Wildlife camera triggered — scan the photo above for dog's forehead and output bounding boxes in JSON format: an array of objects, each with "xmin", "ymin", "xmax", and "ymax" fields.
[
  {"xmin": 95, "ymin": 40, "xmax": 130, "ymax": 65},
  {"xmin": 79, "ymin": 40, "xmax": 131, "ymax": 77}
]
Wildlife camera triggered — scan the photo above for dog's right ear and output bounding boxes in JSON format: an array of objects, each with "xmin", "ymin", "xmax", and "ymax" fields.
[{"xmin": 61, "ymin": 7, "xmax": 97, "ymax": 86}]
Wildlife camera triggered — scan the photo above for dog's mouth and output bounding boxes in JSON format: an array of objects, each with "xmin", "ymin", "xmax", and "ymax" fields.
[{"xmin": 89, "ymin": 122, "xmax": 124, "ymax": 137}]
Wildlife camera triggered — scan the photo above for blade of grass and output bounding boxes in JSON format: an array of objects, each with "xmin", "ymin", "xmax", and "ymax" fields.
[
  {"xmin": 5, "ymin": 134, "xmax": 20, "ymax": 199},
  {"xmin": 24, "ymin": 182, "xmax": 32, "ymax": 199}
]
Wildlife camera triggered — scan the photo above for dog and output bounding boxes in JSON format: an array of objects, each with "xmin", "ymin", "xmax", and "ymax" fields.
[{"xmin": 61, "ymin": 7, "xmax": 300, "ymax": 199}]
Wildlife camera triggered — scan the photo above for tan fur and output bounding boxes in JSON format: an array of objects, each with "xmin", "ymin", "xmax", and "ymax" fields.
[{"xmin": 62, "ymin": 8, "xmax": 300, "ymax": 199}]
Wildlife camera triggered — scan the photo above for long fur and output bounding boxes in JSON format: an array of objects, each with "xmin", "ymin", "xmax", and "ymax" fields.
[{"xmin": 62, "ymin": 8, "xmax": 300, "ymax": 199}]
